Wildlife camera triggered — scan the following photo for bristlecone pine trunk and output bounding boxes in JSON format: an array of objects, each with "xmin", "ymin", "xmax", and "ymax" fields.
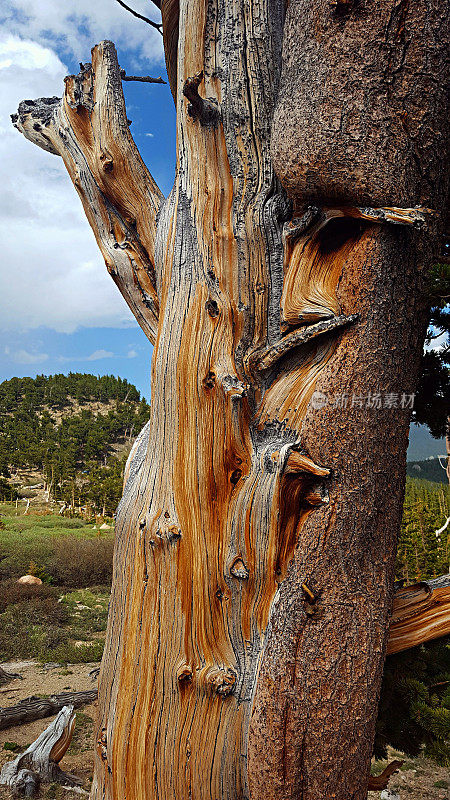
[{"xmin": 13, "ymin": 1, "xmax": 448, "ymax": 798}]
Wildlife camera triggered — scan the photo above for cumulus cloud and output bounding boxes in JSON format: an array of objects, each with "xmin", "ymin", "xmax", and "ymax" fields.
[
  {"xmin": 0, "ymin": 33, "xmax": 137, "ymax": 333},
  {"xmin": 12, "ymin": 348, "xmax": 49, "ymax": 364},
  {"xmin": 86, "ymin": 349, "xmax": 115, "ymax": 361},
  {"xmin": 1, "ymin": 0, "xmax": 163, "ymax": 65}
]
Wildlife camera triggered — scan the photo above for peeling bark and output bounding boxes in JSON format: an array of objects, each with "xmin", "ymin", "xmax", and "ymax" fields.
[{"xmin": 13, "ymin": 0, "xmax": 449, "ymax": 797}]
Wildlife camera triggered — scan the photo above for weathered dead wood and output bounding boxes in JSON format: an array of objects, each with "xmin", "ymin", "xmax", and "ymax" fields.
[
  {"xmin": 11, "ymin": 43, "xmax": 162, "ymax": 345},
  {"xmin": 252, "ymin": 314, "xmax": 358, "ymax": 372},
  {"xmin": 0, "ymin": 705, "xmax": 79, "ymax": 795},
  {"xmin": 367, "ymin": 760, "xmax": 404, "ymax": 791},
  {"xmin": 388, "ymin": 576, "xmax": 450, "ymax": 655},
  {"xmin": 0, "ymin": 666, "xmax": 23, "ymax": 686},
  {"xmin": 120, "ymin": 69, "xmax": 166, "ymax": 85},
  {"xmin": 0, "ymin": 690, "xmax": 97, "ymax": 731}
]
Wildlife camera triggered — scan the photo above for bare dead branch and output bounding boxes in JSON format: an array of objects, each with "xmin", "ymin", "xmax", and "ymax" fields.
[
  {"xmin": 367, "ymin": 760, "xmax": 404, "ymax": 791},
  {"xmin": 114, "ymin": 0, "xmax": 162, "ymax": 33},
  {"xmin": 120, "ymin": 69, "xmax": 166, "ymax": 84},
  {"xmin": 0, "ymin": 690, "xmax": 98, "ymax": 731},
  {"xmin": 13, "ymin": 42, "xmax": 162, "ymax": 345},
  {"xmin": 253, "ymin": 314, "xmax": 359, "ymax": 372}
]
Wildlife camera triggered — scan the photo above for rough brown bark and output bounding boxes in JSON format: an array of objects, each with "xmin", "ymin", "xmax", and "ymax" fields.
[
  {"xmin": 271, "ymin": 0, "xmax": 449, "ymax": 209},
  {"xmin": 13, "ymin": 1, "xmax": 449, "ymax": 798},
  {"xmin": 248, "ymin": 4, "xmax": 449, "ymax": 797}
]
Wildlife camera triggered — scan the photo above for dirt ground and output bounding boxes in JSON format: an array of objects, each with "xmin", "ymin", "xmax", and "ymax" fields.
[
  {"xmin": 0, "ymin": 661, "xmax": 98, "ymax": 798},
  {"xmin": 0, "ymin": 661, "xmax": 449, "ymax": 799}
]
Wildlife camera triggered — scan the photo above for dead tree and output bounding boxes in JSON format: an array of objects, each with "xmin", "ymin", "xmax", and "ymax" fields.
[
  {"xmin": 0, "ymin": 705, "xmax": 80, "ymax": 794},
  {"xmin": 13, "ymin": 0, "xmax": 449, "ymax": 797}
]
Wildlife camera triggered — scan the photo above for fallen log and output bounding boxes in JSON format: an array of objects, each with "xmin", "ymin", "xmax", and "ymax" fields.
[
  {"xmin": 0, "ymin": 704, "xmax": 81, "ymax": 795},
  {"xmin": 388, "ymin": 574, "xmax": 450, "ymax": 655},
  {"xmin": 0, "ymin": 690, "xmax": 97, "ymax": 731},
  {"xmin": 0, "ymin": 665, "xmax": 23, "ymax": 686}
]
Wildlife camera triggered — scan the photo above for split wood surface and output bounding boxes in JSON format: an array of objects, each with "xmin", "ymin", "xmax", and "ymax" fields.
[{"xmin": 388, "ymin": 575, "xmax": 450, "ymax": 656}]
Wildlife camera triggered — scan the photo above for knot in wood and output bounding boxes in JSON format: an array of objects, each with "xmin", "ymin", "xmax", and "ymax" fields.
[
  {"xmin": 230, "ymin": 469, "xmax": 242, "ymax": 486},
  {"xmin": 177, "ymin": 665, "xmax": 193, "ymax": 684},
  {"xmin": 230, "ymin": 557, "xmax": 249, "ymax": 580},
  {"xmin": 182, "ymin": 71, "xmax": 221, "ymax": 126},
  {"xmin": 97, "ymin": 728, "xmax": 108, "ymax": 762},
  {"xmin": 203, "ymin": 371, "xmax": 216, "ymax": 390},
  {"xmin": 100, "ymin": 151, "xmax": 114, "ymax": 173},
  {"xmin": 220, "ymin": 374, "xmax": 248, "ymax": 398},
  {"xmin": 168, "ymin": 526, "xmax": 182, "ymax": 543},
  {"xmin": 208, "ymin": 668, "xmax": 237, "ymax": 697},
  {"xmin": 205, "ymin": 298, "xmax": 219, "ymax": 317}
]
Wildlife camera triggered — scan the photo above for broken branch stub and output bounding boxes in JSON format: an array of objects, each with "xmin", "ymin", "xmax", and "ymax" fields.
[{"xmin": 12, "ymin": 42, "xmax": 162, "ymax": 345}]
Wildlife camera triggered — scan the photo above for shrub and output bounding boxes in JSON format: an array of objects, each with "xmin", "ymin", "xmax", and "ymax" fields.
[
  {"xmin": 0, "ymin": 538, "xmax": 54, "ymax": 581},
  {"xmin": 0, "ymin": 605, "xmax": 69, "ymax": 662},
  {"xmin": 0, "ymin": 528, "xmax": 114, "ymax": 587},
  {"xmin": 0, "ymin": 580, "xmax": 58, "ymax": 613},
  {"xmin": 45, "ymin": 640, "xmax": 104, "ymax": 664},
  {"xmin": 49, "ymin": 536, "xmax": 114, "ymax": 588}
]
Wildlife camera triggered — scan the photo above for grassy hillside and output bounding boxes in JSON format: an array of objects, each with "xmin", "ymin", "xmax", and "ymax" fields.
[{"xmin": 0, "ymin": 374, "xmax": 149, "ymax": 514}]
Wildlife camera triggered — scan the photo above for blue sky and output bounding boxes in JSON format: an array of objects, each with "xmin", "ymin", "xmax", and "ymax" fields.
[
  {"xmin": 0, "ymin": 2, "xmax": 446, "ymax": 459},
  {"xmin": 0, "ymin": 0, "xmax": 175, "ymax": 400}
]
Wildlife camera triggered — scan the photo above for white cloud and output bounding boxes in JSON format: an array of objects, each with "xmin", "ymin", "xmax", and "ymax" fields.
[
  {"xmin": 1, "ymin": 0, "xmax": 163, "ymax": 65},
  {"xmin": 13, "ymin": 348, "xmax": 49, "ymax": 364},
  {"xmin": 127, "ymin": 348, "xmax": 137, "ymax": 358},
  {"xmin": 0, "ymin": 33, "xmax": 138, "ymax": 334},
  {"xmin": 145, "ymin": 132, "xmax": 154, "ymax": 137},
  {"xmin": 86, "ymin": 349, "xmax": 115, "ymax": 361}
]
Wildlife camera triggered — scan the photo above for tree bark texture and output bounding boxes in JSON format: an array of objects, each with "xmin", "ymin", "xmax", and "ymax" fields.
[{"xmin": 13, "ymin": 0, "xmax": 449, "ymax": 798}]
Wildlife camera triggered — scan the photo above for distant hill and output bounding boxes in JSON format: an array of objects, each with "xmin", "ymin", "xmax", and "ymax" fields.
[
  {"xmin": 406, "ymin": 457, "xmax": 448, "ymax": 484},
  {"xmin": 0, "ymin": 374, "xmax": 150, "ymax": 512}
]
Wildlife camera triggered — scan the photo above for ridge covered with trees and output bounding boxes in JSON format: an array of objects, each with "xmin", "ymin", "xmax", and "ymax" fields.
[{"xmin": 0, "ymin": 374, "xmax": 149, "ymax": 514}]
